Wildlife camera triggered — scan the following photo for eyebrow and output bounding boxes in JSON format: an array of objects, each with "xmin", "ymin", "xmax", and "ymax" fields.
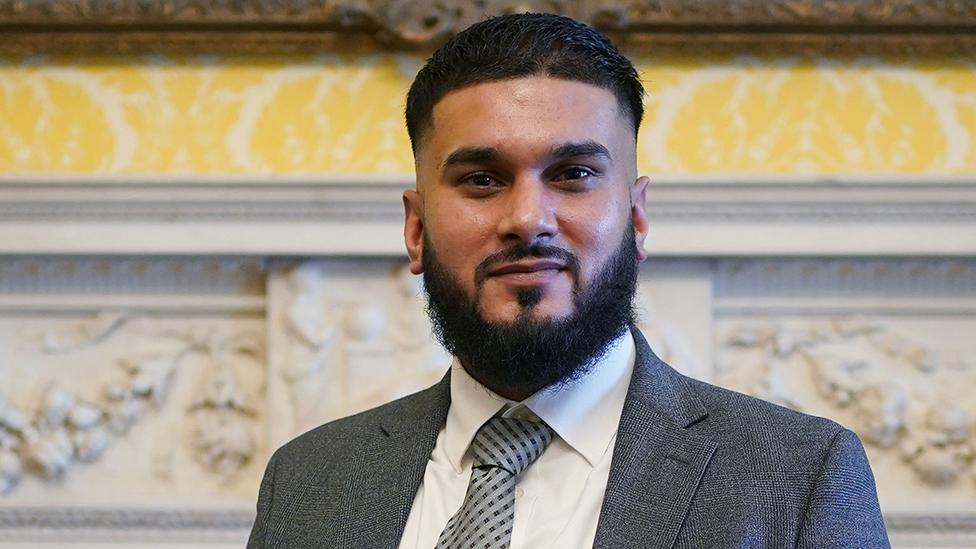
[
  {"xmin": 441, "ymin": 147, "xmax": 501, "ymax": 169},
  {"xmin": 549, "ymin": 140, "xmax": 612, "ymax": 162},
  {"xmin": 441, "ymin": 140, "xmax": 612, "ymax": 170}
]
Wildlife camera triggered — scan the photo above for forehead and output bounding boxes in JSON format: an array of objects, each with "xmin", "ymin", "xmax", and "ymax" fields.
[{"xmin": 417, "ymin": 76, "xmax": 633, "ymax": 165}]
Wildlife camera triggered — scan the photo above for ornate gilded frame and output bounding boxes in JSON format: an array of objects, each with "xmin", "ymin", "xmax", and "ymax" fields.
[{"xmin": 1, "ymin": 0, "xmax": 975, "ymax": 55}]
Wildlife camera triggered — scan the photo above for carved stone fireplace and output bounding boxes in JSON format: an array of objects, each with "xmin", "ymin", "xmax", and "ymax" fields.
[{"xmin": 0, "ymin": 175, "xmax": 974, "ymax": 548}]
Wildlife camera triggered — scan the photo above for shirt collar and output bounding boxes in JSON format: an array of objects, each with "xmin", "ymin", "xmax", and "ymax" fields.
[{"xmin": 444, "ymin": 330, "xmax": 636, "ymax": 472}]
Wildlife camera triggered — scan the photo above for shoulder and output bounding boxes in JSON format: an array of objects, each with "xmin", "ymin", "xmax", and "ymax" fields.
[
  {"xmin": 681, "ymin": 375, "xmax": 865, "ymax": 472},
  {"xmin": 268, "ymin": 382, "xmax": 446, "ymax": 483}
]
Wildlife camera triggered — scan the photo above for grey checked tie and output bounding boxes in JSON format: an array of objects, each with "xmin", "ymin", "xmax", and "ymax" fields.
[{"xmin": 435, "ymin": 417, "xmax": 555, "ymax": 549}]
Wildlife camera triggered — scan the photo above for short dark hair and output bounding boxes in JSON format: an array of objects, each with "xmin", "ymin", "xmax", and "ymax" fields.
[{"xmin": 405, "ymin": 13, "xmax": 644, "ymax": 151}]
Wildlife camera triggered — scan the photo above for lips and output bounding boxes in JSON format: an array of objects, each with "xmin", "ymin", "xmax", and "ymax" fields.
[{"xmin": 488, "ymin": 259, "xmax": 566, "ymax": 277}]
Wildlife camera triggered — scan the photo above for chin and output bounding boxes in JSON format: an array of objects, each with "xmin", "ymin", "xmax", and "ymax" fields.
[
  {"xmin": 482, "ymin": 301, "xmax": 574, "ymax": 327},
  {"xmin": 525, "ymin": 303, "xmax": 574, "ymax": 322}
]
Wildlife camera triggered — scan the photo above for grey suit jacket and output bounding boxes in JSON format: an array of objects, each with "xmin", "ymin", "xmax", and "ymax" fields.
[{"xmin": 248, "ymin": 329, "xmax": 889, "ymax": 548}]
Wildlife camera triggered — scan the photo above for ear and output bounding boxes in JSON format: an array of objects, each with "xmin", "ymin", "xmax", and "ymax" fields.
[
  {"xmin": 403, "ymin": 189, "xmax": 425, "ymax": 274},
  {"xmin": 631, "ymin": 176, "xmax": 650, "ymax": 262}
]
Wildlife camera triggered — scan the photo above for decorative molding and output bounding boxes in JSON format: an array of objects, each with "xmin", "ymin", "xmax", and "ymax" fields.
[
  {"xmin": 0, "ymin": 257, "xmax": 266, "ymax": 313},
  {"xmin": 0, "ymin": 508, "xmax": 252, "ymax": 542},
  {"xmin": 1, "ymin": 0, "xmax": 974, "ymax": 54},
  {"xmin": 2, "ymin": 176, "xmax": 974, "ymax": 257},
  {"xmin": 715, "ymin": 259, "xmax": 976, "ymax": 311},
  {"xmin": 886, "ymin": 513, "xmax": 976, "ymax": 533},
  {"xmin": 3, "ymin": 176, "xmax": 976, "ymax": 223},
  {"xmin": 0, "ymin": 508, "xmax": 973, "ymax": 543},
  {"xmin": 0, "ymin": 256, "xmax": 266, "ymax": 295}
]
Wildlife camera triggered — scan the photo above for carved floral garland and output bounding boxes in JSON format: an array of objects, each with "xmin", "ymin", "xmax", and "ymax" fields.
[{"xmin": 0, "ymin": 312, "xmax": 262, "ymax": 494}]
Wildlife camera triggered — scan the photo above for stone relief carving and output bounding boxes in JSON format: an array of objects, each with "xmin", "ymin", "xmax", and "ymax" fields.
[
  {"xmin": 634, "ymin": 297, "xmax": 701, "ymax": 377},
  {"xmin": 0, "ymin": 314, "xmax": 263, "ymax": 494},
  {"xmin": 720, "ymin": 317, "xmax": 976, "ymax": 487},
  {"xmin": 41, "ymin": 311, "xmax": 133, "ymax": 353},
  {"xmin": 269, "ymin": 261, "xmax": 449, "ymax": 437},
  {"xmin": 0, "ymin": 507, "xmax": 256, "ymax": 543},
  {"xmin": 185, "ymin": 332, "xmax": 263, "ymax": 482}
]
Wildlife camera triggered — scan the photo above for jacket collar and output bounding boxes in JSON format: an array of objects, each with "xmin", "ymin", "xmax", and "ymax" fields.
[
  {"xmin": 333, "ymin": 374, "xmax": 452, "ymax": 549},
  {"xmin": 592, "ymin": 327, "xmax": 717, "ymax": 549}
]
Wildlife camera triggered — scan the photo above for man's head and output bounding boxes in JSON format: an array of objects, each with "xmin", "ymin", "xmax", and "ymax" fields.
[
  {"xmin": 402, "ymin": 13, "xmax": 650, "ymax": 400},
  {"xmin": 405, "ymin": 13, "xmax": 645, "ymax": 151}
]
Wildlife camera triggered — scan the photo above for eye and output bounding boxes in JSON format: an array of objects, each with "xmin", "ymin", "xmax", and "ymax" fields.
[
  {"xmin": 461, "ymin": 172, "xmax": 502, "ymax": 189},
  {"xmin": 553, "ymin": 166, "xmax": 596, "ymax": 183}
]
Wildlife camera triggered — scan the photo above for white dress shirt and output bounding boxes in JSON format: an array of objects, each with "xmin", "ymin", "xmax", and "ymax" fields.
[{"xmin": 398, "ymin": 331, "xmax": 636, "ymax": 549}]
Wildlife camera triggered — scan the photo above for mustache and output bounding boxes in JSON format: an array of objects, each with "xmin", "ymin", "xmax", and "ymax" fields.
[{"xmin": 474, "ymin": 244, "xmax": 581, "ymax": 286}]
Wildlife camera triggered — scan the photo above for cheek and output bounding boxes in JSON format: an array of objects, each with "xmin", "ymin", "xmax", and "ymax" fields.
[
  {"xmin": 426, "ymin": 208, "xmax": 494, "ymax": 271},
  {"xmin": 566, "ymin": 203, "xmax": 629, "ymax": 275}
]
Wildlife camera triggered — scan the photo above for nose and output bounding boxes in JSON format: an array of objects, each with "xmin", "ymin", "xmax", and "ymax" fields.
[{"xmin": 497, "ymin": 177, "xmax": 559, "ymax": 245}]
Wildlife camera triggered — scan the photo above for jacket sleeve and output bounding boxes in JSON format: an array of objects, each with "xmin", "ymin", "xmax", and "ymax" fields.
[
  {"xmin": 247, "ymin": 451, "xmax": 278, "ymax": 549},
  {"xmin": 795, "ymin": 428, "xmax": 890, "ymax": 549}
]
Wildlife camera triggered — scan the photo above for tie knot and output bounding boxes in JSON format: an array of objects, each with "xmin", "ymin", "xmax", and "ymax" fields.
[{"xmin": 471, "ymin": 416, "xmax": 554, "ymax": 476}]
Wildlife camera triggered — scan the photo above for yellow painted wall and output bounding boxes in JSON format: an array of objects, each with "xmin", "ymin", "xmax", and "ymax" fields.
[{"xmin": 1, "ymin": 53, "xmax": 973, "ymax": 175}]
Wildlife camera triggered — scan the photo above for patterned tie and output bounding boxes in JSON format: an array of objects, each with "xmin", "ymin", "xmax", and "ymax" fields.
[{"xmin": 435, "ymin": 417, "xmax": 555, "ymax": 549}]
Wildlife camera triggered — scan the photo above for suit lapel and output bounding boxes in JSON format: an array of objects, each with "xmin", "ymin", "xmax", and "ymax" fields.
[
  {"xmin": 593, "ymin": 329, "xmax": 717, "ymax": 549},
  {"xmin": 318, "ymin": 374, "xmax": 451, "ymax": 549}
]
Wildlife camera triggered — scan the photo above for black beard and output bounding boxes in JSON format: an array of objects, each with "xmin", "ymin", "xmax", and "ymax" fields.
[{"xmin": 422, "ymin": 226, "xmax": 639, "ymax": 398}]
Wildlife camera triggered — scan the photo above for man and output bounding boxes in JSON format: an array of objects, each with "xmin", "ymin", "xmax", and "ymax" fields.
[{"xmin": 248, "ymin": 13, "xmax": 889, "ymax": 549}]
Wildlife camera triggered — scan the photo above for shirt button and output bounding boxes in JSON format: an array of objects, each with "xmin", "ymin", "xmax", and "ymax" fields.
[{"xmin": 515, "ymin": 487, "xmax": 525, "ymax": 499}]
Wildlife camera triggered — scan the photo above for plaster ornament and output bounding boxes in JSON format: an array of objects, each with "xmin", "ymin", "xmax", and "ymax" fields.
[
  {"xmin": 0, "ymin": 429, "xmax": 16, "ymax": 449},
  {"xmin": 924, "ymin": 406, "xmax": 971, "ymax": 446},
  {"xmin": 391, "ymin": 264, "xmax": 436, "ymax": 351},
  {"xmin": 807, "ymin": 353, "xmax": 867, "ymax": 407},
  {"xmin": 72, "ymin": 427, "xmax": 110, "ymax": 463},
  {"xmin": 870, "ymin": 332, "xmax": 912, "ymax": 359},
  {"xmin": 725, "ymin": 324, "xmax": 774, "ymax": 348},
  {"xmin": 42, "ymin": 311, "xmax": 130, "ymax": 353},
  {"xmin": 193, "ymin": 360, "xmax": 256, "ymax": 415},
  {"xmin": 106, "ymin": 396, "xmax": 147, "ymax": 435},
  {"xmin": 897, "ymin": 403, "xmax": 974, "ymax": 484},
  {"xmin": 910, "ymin": 348, "xmax": 941, "ymax": 373},
  {"xmin": 188, "ymin": 356, "xmax": 259, "ymax": 479},
  {"xmin": 0, "ymin": 314, "xmax": 266, "ymax": 495},
  {"xmin": 285, "ymin": 264, "xmax": 337, "ymax": 348},
  {"xmin": 830, "ymin": 318, "xmax": 882, "ymax": 339},
  {"xmin": 635, "ymin": 297, "xmax": 702, "ymax": 377},
  {"xmin": 344, "ymin": 303, "xmax": 387, "ymax": 342},
  {"xmin": 907, "ymin": 446, "xmax": 969, "ymax": 486},
  {"xmin": 67, "ymin": 401, "xmax": 103, "ymax": 430},
  {"xmin": 772, "ymin": 324, "xmax": 828, "ymax": 358},
  {"xmin": 0, "ymin": 449, "xmax": 21, "ymax": 494},
  {"xmin": 851, "ymin": 383, "xmax": 908, "ymax": 448},
  {"xmin": 286, "ymin": 301, "xmax": 337, "ymax": 349},
  {"xmin": 189, "ymin": 410, "xmax": 255, "ymax": 480},
  {"xmin": 40, "ymin": 385, "xmax": 76, "ymax": 428},
  {"xmin": 119, "ymin": 355, "xmax": 177, "ymax": 405},
  {"xmin": 103, "ymin": 383, "xmax": 127, "ymax": 402},
  {"xmin": 23, "ymin": 429, "xmax": 73, "ymax": 480},
  {"xmin": 0, "ymin": 394, "xmax": 28, "ymax": 433}
]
